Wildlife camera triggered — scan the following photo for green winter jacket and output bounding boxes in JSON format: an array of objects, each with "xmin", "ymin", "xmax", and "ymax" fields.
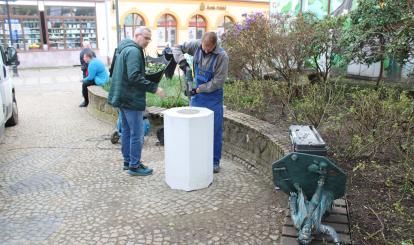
[{"xmin": 108, "ymin": 39, "xmax": 158, "ymax": 111}]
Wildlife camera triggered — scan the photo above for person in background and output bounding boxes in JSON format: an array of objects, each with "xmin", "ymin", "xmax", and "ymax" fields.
[
  {"xmin": 80, "ymin": 41, "xmax": 96, "ymax": 78},
  {"xmin": 172, "ymin": 32, "xmax": 229, "ymax": 173},
  {"xmin": 79, "ymin": 50, "xmax": 109, "ymax": 107},
  {"xmin": 108, "ymin": 26, "xmax": 165, "ymax": 176}
]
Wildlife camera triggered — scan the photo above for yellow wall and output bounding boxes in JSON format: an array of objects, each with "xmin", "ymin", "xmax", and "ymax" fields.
[{"xmin": 109, "ymin": 0, "xmax": 269, "ymax": 56}]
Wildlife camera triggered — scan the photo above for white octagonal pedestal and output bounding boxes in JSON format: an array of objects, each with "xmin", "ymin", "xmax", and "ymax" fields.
[{"xmin": 163, "ymin": 107, "xmax": 214, "ymax": 191}]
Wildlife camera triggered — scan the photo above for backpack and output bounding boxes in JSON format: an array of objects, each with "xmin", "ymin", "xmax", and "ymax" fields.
[{"xmin": 109, "ymin": 48, "xmax": 118, "ymax": 78}]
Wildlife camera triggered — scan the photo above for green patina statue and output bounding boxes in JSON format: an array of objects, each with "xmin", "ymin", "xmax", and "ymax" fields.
[{"xmin": 273, "ymin": 152, "xmax": 346, "ymax": 245}]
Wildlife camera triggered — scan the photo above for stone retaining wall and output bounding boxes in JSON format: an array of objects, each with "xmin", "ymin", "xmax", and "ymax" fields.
[
  {"xmin": 222, "ymin": 110, "xmax": 290, "ymax": 184},
  {"xmin": 87, "ymin": 86, "xmax": 290, "ymax": 184},
  {"xmin": 87, "ymin": 86, "xmax": 118, "ymax": 123}
]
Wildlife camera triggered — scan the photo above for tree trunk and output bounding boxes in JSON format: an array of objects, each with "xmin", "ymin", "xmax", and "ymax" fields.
[
  {"xmin": 376, "ymin": 58, "xmax": 384, "ymax": 89},
  {"xmin": 332, "ymin": 0, "xmax": 354, "ymax": 16},
  {"xmin": 376, "ymin": 36, "xmax": 385, "ymax": 89}
]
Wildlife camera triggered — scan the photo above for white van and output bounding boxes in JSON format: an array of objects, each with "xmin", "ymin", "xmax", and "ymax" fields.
[{"xmin": 0, "ymin": 46, "xmax": 19, "ymax": 139}]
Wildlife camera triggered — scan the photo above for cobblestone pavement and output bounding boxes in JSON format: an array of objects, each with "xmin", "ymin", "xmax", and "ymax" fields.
[{"xmin": 0, "ymin": 67, "xmax": 287, "ymax": 245}]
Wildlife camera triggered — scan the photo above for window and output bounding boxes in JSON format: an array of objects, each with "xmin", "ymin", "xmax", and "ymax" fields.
[
  {"xmin": 0, "ymin": 5, "xmax": 97, "ymax": 51},
  {"xmin": 10, "ymin": 5, "xmax": 38, "ymax": 16},
  {"xmin": 0, "ymin": 5, "xmax": 42, "ymax": 51},
  {"xmin": 0, "ymin": 5, "xmax": 6, "ymax": 15},
  {"xmin": 47, "ymin": 6, "xmax": 95, "ymax": 17},
  {"xmin": 46, "ymin": 6, "xmax": 97, "ymax": 50},
  {"xmin": 122, "ymin": 13, "xmax": 145, "ymax": 40},
  {"xmin": 156, "ymin": 14, "xmax": 177, "ymax": 46},
  {"xmin": 217, "ymin": 16, "xmax": 234, "ymax": 38},
  {"xmin": 188, "ymin": 14, "xmax": 206, "ymax": 40},
  {"xmin": 80, "ymin": 20, "xmax": 97, "ymax": 48},
  {"xmin": 47, "ymin": 19, "xmax": 64, "ymax": 49}
]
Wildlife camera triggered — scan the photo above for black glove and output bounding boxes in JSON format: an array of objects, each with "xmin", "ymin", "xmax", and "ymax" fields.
[
  {"xmin": 179, "ymin": 60, "xmax": 193, "ymax": 81},
  {"xmin": 184, "ymin": 67, "xmax": 193, "ymax": 82},
  {"xmin": 178, "ymin": 60, "xmax": 189, "ymax": 72},
  {"xmin": 184, "ymin": 88, "xmax": 197, "ymax": 97}
]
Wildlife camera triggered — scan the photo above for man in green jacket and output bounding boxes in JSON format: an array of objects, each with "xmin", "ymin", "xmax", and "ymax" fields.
[{"xmin": 108, "ymin": 27, "xmax": 164, "ymax": 176}]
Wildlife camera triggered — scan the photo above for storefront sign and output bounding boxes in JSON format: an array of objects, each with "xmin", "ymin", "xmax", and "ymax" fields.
[{"xmin": 200, "ymin": 3, "xmax": 226, "ymax": 11}]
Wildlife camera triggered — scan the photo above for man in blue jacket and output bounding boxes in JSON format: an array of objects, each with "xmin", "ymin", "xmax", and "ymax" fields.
[
  {"xmin": 79, "ymin": 51, "xmax": 109, "ymax": 107},
  {"xmin": 80, "ymin": 41, "xmax": 96, "ymax": 78},
  {"xmin": 108, "ymin": 27, "xmax": 164, "ymax": 176}
]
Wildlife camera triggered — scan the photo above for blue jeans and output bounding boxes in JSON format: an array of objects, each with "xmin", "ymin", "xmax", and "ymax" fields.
[
  {"xmin": 117, "ymin": 110, "xmax": 150, "ymax": 137},
  {"xmin": 120, "ymin": 108, "xmax": 144, "ymax": 168}
]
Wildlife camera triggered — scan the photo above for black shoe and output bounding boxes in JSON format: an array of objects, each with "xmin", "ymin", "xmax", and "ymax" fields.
[
  {"xmin": 110, "ymin": 130, "xmax": 120, "ymax": 144},
  {"xmin": 79, "ymin": 101, "xmax": 88, "ymax": 107},
  {"xmin": 213, "ymin": 165, "xmax": 220, "ymax": 173},
  {"xmin": 124, "ymin": 162, "xmax": 149, "ymax": 171},
  {"xmin": 128, "ymin": 164, "xmax": 153, "ymax": 176}
]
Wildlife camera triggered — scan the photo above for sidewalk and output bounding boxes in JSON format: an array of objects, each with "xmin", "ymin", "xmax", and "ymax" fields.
[{"xmin": 12, "ymin": 66, "xmax": 82, "ymax": 85}]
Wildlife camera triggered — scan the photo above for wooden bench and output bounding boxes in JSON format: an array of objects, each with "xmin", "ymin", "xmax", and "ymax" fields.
[{"xmin": 146, "ymin": 106, "xmax": 167, "ymax": 118}]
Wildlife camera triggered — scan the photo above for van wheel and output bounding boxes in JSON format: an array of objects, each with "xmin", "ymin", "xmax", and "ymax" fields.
[{"xmin": 6, "ymin": 95, "xmax": 18, "ymax": 126}]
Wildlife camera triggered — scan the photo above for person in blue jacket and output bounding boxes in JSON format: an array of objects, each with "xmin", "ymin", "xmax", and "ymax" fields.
[
  {"xmin": 80, "ymin": 41, "xmax": 96, "ymax": 78},
  {"xmin": 79, "ymin": 51, "xmax": 109, "ymax": 107}
]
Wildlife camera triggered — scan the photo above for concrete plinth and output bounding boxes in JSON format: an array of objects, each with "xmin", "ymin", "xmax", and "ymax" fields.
[{"xmin": 164, "ymin": 107, "xmax": 214, "ymax": 191}]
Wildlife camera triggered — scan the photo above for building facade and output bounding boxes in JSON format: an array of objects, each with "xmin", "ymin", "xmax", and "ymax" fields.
[
  {"xmin": 270, "ymin": 0, "xmax": 356, "ymax": 18},
  {"xmin": 0, "ymin": 0, "xmax": 268, "ymax": 68},
  {"xmin": 0, "ymin": 0, "xmax": 110, "ymax": 68},
  {"xmin": 115, "ymin": 0, "xmax": 268, "ymax": 56}
]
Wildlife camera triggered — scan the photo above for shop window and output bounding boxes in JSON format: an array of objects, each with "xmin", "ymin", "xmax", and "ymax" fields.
[
  {"xmin": 156, "ymin": 14, "xmax": 176, "ymax": 47},
  {"xmin": 47, "ymin": 19, "xmax": 63, "ymax": 49},
  {"xmin": 0, "ymin": 5, "xmax": 6, "ymax": 15},
  {"xmin": 80, "ymin": 20, "xmax": 97, "ymax": 48},
  {"xmin": 46, "ymin": 6, "xmax": 97, "ymax": 50},
  {"xmin": 122, "ymin": 13, "xmax": 145, "ymax": 40},
  {"xmin": 0, "ymin": 5, "xmax": 42, "ymax": 51},
  {"xmin": 47, "ymin": 6, "xmax": 95, "ymax": 17},
  {"xmin": 188, "ymin": 14, "xmax": 206, "ymax": 40},
  {"xmin": 217, "ymin": 16, "xmax": 234, "ymax": 38},
  {"xmin": 11, "ymin": 5, "xmax": 38, "ymax": 15}
]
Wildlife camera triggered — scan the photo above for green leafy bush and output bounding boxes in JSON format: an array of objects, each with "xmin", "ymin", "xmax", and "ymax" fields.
[
  {"xmin": 145, "ymin": 63, "xmax": 166, "ymax": 74},
  {"xmin": 340, "ymin": 0, "xmax": 414, "ymax": 86},
  {"xmin": 274, "ymin": 78, "xmax": 414, "ymax": 162},
  {"xmin": 289, "ymin": 79, "xmax": 346, "ymax": 128},
  {"xmin": 146, "ymin": 76, "xmax": 188, "ymax": 108},
  {"xmin": 102, "ymin": 79, "xmax": 111, "ymax": 92},
  {"xmin": 222, "ymin": 13, "xmax": 316, "ymax": 85},
  {"xmin": 313, "ymin": 86, "xmax": 414, "ymax": 162},
  {"xmin": 103, "ymin": 77, "xmax": 188, "ymax": 108},
  {"xmin": 221, "ymin": 13, "xmax": 271, "ymax": 80},
  {"xmin": 224, "ymin": 80, "xmax": 269, "ymax": 117}
]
